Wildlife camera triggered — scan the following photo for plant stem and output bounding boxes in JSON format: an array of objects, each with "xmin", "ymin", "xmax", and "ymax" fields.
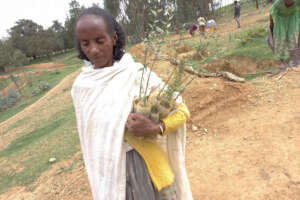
[
  {"xmin": 158, "ymin": 66, "xmax": 176, "ymax": 98},
  {"xmin": 139, "ymin": 46, "xmax": 149, "ymax": 99},
  {"xmin": 144, "ymin": 48, "xmax": 160, "ymax": 99},
  {"xmin": 174, "ymin": 77, "xmax": 195, "ymax": 101}
]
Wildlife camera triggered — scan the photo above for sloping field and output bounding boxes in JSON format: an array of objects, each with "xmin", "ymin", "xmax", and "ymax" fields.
[{"xmin": 1, "ymin": 6, "xmax": 300, "ymax": 200}]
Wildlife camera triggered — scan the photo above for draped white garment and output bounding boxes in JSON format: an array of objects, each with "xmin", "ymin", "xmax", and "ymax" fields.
[{"xmin": 71, "ymin": 53, "xmax": 193, "ymax": 200}]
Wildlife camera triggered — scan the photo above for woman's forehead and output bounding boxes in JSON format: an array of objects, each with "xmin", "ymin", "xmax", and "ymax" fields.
[{"xmin": 76, "ymin": 15, "xmax": 109, "ymax": 33}]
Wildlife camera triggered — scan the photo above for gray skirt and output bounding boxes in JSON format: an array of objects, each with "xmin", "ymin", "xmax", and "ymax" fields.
[{"xmin": 126, "ymin": 150, "xmax": 176, "ymax": 200}]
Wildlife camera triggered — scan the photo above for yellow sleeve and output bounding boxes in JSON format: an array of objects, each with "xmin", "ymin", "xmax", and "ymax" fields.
[{"xmin": 161, "ymin": 103, "xmax": 190, "ymax": 136}]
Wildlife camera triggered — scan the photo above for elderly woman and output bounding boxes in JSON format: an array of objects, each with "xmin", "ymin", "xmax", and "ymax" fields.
[{"xmin": 270, "ymin": 0, "xmax": 299, "ymax": 68}]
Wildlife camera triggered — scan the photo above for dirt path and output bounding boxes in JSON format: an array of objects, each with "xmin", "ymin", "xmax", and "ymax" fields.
[{"xmin": 1, "ymin": 6, "xmax": 300, "ymax": 200}]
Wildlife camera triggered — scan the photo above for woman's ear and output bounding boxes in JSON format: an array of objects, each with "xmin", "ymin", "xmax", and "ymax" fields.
[{"xmin": 113, "ymin": 32, "xmax": 118, "ymax": 46}]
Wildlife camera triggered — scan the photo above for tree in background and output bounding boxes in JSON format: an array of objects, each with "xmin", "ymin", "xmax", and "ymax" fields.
[
  {"xmin": 50, "ymin": 20, "xmax": 65, "ymax": 52},
  {"xmin": 0, "ymin": 40, "xmax": 27, "ymax": 72},
  {"xmin": 8, "ymin": 19, "xmax": 58, "ymax": 60},
  {"xmin": 63, "ymin": 0, "xmax": 85, "ymax": 49},
  {"xmin": 119, "ymin": 0, "xmax": 174, "ymax": 44},
  {"xmin": 104, "ymin": 0, "xmax": 120, "ymax": 17},
  {"xmin": 103, "ymin": 0, "xmax": 215, "ymax": 44},
  {"xmin": 8, "ymin": 19, "xmax": 43, "ymax": 58}
]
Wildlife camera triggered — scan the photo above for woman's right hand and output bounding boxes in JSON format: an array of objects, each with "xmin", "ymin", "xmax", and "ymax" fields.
[{"xmin": 126, "ymin": 113, "xmax": 161, "ymax": 137}]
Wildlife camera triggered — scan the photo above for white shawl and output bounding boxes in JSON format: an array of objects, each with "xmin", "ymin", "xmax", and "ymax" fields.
[{"xmin": 71, "ymin": 53, "xmax": 193, "ymax": 200}]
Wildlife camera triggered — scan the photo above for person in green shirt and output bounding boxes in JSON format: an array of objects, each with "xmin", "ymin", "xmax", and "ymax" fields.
[
  {"xmin": 270, "ymin": 0, "xmax": 299, "ymax": 68},
  {"xmin": 298, "ymin": 0, "xmax": 300, "ymax": 48}
]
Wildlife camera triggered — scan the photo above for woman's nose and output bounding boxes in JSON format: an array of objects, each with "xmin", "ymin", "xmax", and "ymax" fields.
[{"xmin": 89, "ymin": 43, "xmax": 100, "ymax": 55}]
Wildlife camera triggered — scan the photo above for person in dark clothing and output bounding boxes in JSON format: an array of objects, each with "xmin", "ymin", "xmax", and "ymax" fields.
[
  {"xmin": 189, "ymin": 24, "xmax": 198, "ymax": 36},
  {"xmin": 234, "ymin": 0, "xmax": 241, "ymax": 28}
]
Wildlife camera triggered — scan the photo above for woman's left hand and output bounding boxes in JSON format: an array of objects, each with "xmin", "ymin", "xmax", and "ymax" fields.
[{"xmin": 126, "ymin": 113, "xmax": 160, "ymax": 137}]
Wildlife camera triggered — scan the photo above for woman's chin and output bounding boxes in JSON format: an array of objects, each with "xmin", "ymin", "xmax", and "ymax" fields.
[{"xmin": 93, "ymin": 60, "xmax": 113, "ymax": 69}]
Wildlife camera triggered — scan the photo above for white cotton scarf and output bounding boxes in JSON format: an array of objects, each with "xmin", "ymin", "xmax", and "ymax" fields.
[{"xmin": 71, "ymin": 53, "xmax": 193, "ymax": 200}]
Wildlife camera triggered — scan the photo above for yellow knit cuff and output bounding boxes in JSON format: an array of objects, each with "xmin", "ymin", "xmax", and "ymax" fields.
[{"xmin": 162, "ymin": 103, "xmax": 190, "ymax": 136}]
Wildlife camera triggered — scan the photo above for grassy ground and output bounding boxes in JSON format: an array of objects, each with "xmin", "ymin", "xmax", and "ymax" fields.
[
  {"xmin": 0, "ymin": 51, "xmax": 82, "ymax": 193},
  {"xmin": 0, "ymin": 78, "xmax": 11, "ymax": 91},
  {"xmin": 164, "ymin": 23, "xmax": 277, "ymax": 74},
  {"xmin": 215, "ymin": 0, "xmax": 267, "ymax": 24},
  {"xmin": 0, "ymin": 105, "xmax": 79, "ymax": 193},
  {"xmin": 0, "ymin": 51, "xmax": 83, "ymax": 123},
  {"xmin": 27, "ymin": 50, "xmax": 76, "ymax": 65}
]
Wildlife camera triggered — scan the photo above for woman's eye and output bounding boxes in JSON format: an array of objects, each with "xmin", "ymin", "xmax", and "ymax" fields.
[
  {"xmin": 81, "ymin": 41, "xmax": 89, "ymax": 47},
  {"xmin": 96, "ymin": 39, "xmax": 105, "ymax": 44}
]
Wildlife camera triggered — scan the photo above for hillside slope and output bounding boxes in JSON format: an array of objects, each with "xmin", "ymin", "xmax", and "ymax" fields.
[{"xmin": 1, "ymin": 7, "xmax": 300, "ymax": 200}]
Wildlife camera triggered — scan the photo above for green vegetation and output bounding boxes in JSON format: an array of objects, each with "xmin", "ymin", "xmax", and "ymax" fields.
[
  {"xmin": 0, "ymin": 52, "xmax": 82, "ymax": 123},
  {"xmin": 215, "ymin": 0, "xmax": 268, "ymax": 24},
  {"xmin": 231, "ymin": 36, "xmax": 276, "ymax": 60},
  {"xmin": 0, "ymin": 105, "xmax": 79, "ymax": 193},
  {"xmin": 229, "ymin": 26, "xmax": 276, "ymax": 61}
]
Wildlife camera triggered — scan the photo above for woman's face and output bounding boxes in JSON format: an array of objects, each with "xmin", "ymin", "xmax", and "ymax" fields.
[{"xmin": 76, "ymin": 15, "xmax": 117, "ymax": 68}]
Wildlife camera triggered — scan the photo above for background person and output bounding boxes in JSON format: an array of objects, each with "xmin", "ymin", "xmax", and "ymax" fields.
[
  {"xmin": 189, "ymin": 23, "xmax": 198, "ymax": 36},
  {"xmin": 197, "ymin": 16, "xmax": 206, "ymax": 35},
  {"xmin": 270, "ymin": 0, "xmax": 299, "ymax": 68},
  {"xmin": 234, "ymin": 1, "xmax": 241, "ymax": 28},
  {"xmin": 207, "ymin": 19, "xmax": 217, "ymax": 32}
]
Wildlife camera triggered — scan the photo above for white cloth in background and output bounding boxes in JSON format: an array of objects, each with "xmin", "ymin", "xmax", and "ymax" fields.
[
  {"xmin": 71, "ymin": 53, "xmax": 193, "ymax": 200},
  {"xmin": 207, "ymin": 19, "xmax": 217, "ymax": 29}
]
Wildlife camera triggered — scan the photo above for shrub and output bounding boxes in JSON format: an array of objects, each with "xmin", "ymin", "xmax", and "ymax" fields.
[
  {"xmin": 32, "ymin": 81, "xmax": 50, "ymax": 96},
  {"xmin": 32, "ymin": 88, "xmax": 41, "ymax": 96},
  {"xmin": 195, "ymin": 41, "xmax": 209, "ymax": 59},
  {"xmin": 0, "ymin": 95, "xmax": 8, "ymax": 111},
  {"xmin": 7, "ymin": 88, "xmax": 20, "ymax": 107},
  {"xmin": 38, "ymin": 81, "xmax": 50, "ymax": 91}
]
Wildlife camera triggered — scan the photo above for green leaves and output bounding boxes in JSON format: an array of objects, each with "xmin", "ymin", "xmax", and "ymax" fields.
[{"xmin": 151, "ymin": 9, "xmax": 157, "ymax": 17}]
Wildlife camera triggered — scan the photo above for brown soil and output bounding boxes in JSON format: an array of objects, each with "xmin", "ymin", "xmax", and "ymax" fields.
[
  {"xmin": 3, "ymin": 62, "xmax": 64, "ymax": 74},
  {"xmin": 1, "ymin": 6, "xmax": 300, "ymax": 200},
  {"xmin": 204, "ymin": 56, "xmax": 278, "ymax": 76},
  {"xmin": 24, "ymin": 62, "xmax": 65, "ymax": 70},
  {"xmin": 0, "ymin": 71, "xmax": 44, "ymax": 79},
  {"xmin": 0, "ymin": 81, "xmax": 25, "ymax": 97}
]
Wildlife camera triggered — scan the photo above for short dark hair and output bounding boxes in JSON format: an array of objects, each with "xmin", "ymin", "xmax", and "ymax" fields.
[{"xmin": 75, "ymin": 7, "xmax": 126, "ymax": 61}]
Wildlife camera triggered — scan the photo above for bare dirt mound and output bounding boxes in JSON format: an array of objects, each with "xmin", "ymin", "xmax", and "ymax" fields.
[
  {"xmin": 204, "ymin": 56, "xmax": 277, "ymax": 76},
  {"xmin": 185, "ymin": 70, "xmax": 300, "ymax": 199},
  {"xmin": 183, "ymin": 77, "xmax": 256, "ymax": 125},
  {"xmin": 3, "ymin": 63, "xmax": 65, "ymax": 73}
]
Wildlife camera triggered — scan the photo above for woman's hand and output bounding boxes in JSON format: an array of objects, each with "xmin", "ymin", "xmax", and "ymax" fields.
[{"xmin": 126, "ymin": 113, "xmax": 160, "ymax": 137}]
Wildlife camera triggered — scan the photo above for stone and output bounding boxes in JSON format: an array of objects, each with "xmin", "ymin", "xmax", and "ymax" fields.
[
  {"xmin": 49, "ymin": 157, "xmax": 56, "ymax": 163},
  {"xmin": 192, "ymin": 125, "xmax": 198, "ymax": 132}
]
